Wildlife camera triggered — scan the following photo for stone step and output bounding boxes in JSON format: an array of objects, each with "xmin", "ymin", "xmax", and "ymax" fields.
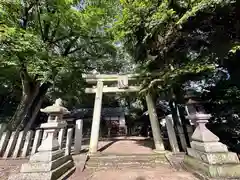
[
  {"xmin": 88, "ymin": 158, "xmax": 166, "ymax": 162},
  {"xmin": 89, "ymin": 153, "xmax": 166, "ymax": 159},
  {"xmin": 88, "ymin": 154, "xmax": 166, "ymax": 160},
  {"xmin": 86, "ymin": 161, "xmax": 170, "ymax": 167},
  {"xmin": 87, "ymin": 158, "xmax": 168, "ymax": 165},
  {"xmin": 58, "ymin": 166, "xmax": 76, "ymax": 180},
  {"xmin": 87, "ymin": 159, "xmax": 168, "ymax": 165},
  {"xmin": 51, "ymin": 159, "xmax": 75, "ymax": 180},
  {"xmin": 89, "ymin": 153, "xmax": 164, "ymax": 157},
  {"xmin": 85, "ymin": 153, "xmax": 169, "ymax": 170},
  {"xmin": 86, "ymin": 164, "xmax": 171, "ymax": 170}
]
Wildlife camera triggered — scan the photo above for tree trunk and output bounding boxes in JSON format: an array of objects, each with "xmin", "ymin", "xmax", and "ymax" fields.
[
  {"xmin": 23, "ymin": 82, "xmax": 51, "ymax": 132},
  {"xmin": 7, "ymin": 92, "xmax": 37, "ymax": 131},
  {"xmin": 7, "ymin": 69, "xmax": 41, "ymax": 131},
  {"xmin": 6, "ymin": 82, "xmax": 51, "ymax": 158}
]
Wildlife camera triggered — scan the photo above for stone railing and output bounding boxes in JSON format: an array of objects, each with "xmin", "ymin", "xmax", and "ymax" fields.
[{"xmin": 0, "ymin": 119, "xmax": 83, "ymax": 159}]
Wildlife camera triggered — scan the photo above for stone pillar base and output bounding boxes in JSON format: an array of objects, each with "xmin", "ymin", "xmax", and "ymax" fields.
[
  {"xmin": 187, "ymin": 147, "xmax": 239, "ymax": 164},
  {"xmin": 183, "ymin": 113, "xmax": 240, "ymax": 178},
  {"xmin": 8, "ymin": 149, "xmax": 75, "ymax": 180},
  {"xmin": 184, "ymin": 140, "xmax": 240, "ymax": 178},
  {"xmin": 184, "ymin": 155, "xmax": 240, "ymax": 178}
]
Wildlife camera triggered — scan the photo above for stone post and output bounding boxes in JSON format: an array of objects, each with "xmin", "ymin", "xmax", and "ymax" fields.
[
  {"xmin": 21, "ymin": 130, "xmax": 34, "ymax": 158},
  {"xmin": 74, "ymin": 119, "xmax": 83, "ymax": 154},
  {"xmin": 0, "ymin": 131, "xmax": 10, "ymax": 156},
  {"xmin": 31, "ymin": 129, "xmax": 43, "ymax": 155},
  {"xmin": 65, "ymin": 128, "xmax": 73, "ymax": 156},
  {"xmin": 8, "ymin": 98, "xmax": 75, "ymax": 180},
  {"xmin": 12, "ymin": 131, "xmax": 24, "ymax": 158},
  {"xmin": 145, "ymin": 93, "xmax": 165, "ymax": 152},
  {"xmin": 58, "ymin": 128, "xmax": 65, "ymax": 149},
  {"xmin": 89, "ymin": 81, "xmax": 103, "ymax": 154},
  {"xmin": 176, "ymin": 105, "xmax": 188, "ymax": 151},
  {"xmin": 186, "ymin": 124, "xmax": 194, "ymax": 142},
  {"xmin": 0, "ymin": 123, "xmax": 7, "ymax": 137},
  {"xmin": 176, "ymin": 125, "xmax": 187, "ymax": 151},
  {"xmin": 3, "ymin": 131, "xmax": 18, "ymax": 158},
  {"xmin": 165, "ymin": 115, "xmax": 180, "ymax": 153},
  {"xmin": 184, "ymin": 113, "xmax": 240, "ymax": 178}
]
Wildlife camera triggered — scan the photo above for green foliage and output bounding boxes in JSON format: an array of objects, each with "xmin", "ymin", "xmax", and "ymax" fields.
[
  {"xmin": 230, "ymin": 44, "xmax": 240, "ymax": 54},
  {"xmin": 0, "ymin": 0, "xmax": 119, "ymax": 107},
  {"xmin": 202, "ymin": 80, "xmax": 240, "ymax": 152},
  {"xmin": 112, "ymin": 0, "xmax": 240, "ymax": 152},
  {"xmin": 112, "ymin": 0, "xmax": 238, "ymax": 95},
  {"xmin": 0, "ymin": 0, "xmax": 126, "ymax": 127}
]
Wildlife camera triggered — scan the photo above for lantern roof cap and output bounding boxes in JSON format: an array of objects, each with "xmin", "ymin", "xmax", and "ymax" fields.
[{"xmin": 40, "ymin": 98, "xmax": 70, "ymax": 114}]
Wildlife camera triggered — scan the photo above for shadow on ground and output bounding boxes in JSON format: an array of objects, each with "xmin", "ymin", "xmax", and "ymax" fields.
[
  {"xmin": 136, "ymin": 177, "xmax": 146, "ymax": 180},
  {"xmin": 81, "ymin": 136, "xmax": 172, "ymax": 153}
]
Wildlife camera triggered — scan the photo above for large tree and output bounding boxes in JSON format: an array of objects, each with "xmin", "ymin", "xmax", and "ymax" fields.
[
  {"xmin": 112, "ymin": 0, "xmax": 240, "ymax": 149},
  {"xmin": 113, "ymin": 0, "xmax": 238, "ymax": 92},
  {"xmin": 0, "ymin": 0, "xmax": 117, "ymax": 131}
]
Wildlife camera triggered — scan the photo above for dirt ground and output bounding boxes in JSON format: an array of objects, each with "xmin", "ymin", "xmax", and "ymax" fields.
[{"xmin": 69, "ymin": 166, "xmax": 198, "ymax": 180}]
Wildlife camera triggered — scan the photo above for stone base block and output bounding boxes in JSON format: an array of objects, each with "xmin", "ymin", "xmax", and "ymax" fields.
[
  {"xmin": 30, "ymin": 149, "xmax": 64, "ymax": 162},
  {"xmin": 187, "ymin": 148, "xmax": 239, "ymax": 165},
  {"xmin": 184, "ymin": 155, "xmax": 240, "ymax": 178},
  {"xmin": 190, "ymin": 141, "xmax": 228, "ymax": 153},
  {"xmin": 21, "ymin": 155, "xmax": 71, "ymax": 172},
  {"xmin": 8, "ymin": 159, "xmax": 75, "ymax": 180}
]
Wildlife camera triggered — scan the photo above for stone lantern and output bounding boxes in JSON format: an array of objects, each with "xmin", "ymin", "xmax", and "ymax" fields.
[
  {"xmin": 184, "ymin": 96, "xmax": 240, "ymax": 178},
  {"xmin": 185, "ymin": 93, "xmax": 208, "ymax": 125},
  {"xmin": 8, "ymin": 98, "xmax": 75, "ymax": 180},
  {"xmin": 37, "ymin": 98, "xmax": 69, "ymax": 152}
]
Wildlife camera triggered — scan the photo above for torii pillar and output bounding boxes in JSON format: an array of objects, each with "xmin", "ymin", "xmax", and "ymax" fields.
[
  {"xmin": 145, "ymin": 93, "xmax": 165, "ymax": 152},
  {"xmin": 89, "ymin": 81, "xmax": 103, "ymax": 154}
]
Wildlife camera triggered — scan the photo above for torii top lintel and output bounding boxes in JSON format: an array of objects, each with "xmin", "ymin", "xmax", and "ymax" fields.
[
  {"xmin": 83, "ymin": 74, "xmax": 141, "ymax": 94},
  {"xmin": 82, "ymin": 73, "xmax": 140, "ymax": 84},
  {"xmin": 82, "ymin": 73, "xmax": 160, "ymax": 94}
]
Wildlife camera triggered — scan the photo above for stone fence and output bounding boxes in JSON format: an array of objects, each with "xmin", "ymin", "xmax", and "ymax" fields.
[{"xmin": 0, "ymin": 119, "xmax": 83, "ymax": 159}]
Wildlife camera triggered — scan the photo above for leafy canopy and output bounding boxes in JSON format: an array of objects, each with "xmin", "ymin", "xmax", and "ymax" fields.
[
  {"xmin": 0, "ymin": 0, "xmax": 117, "ymax": 87},
  {"xmin": 112, "ymin": 0, "xmax": 238, "ymax": 94}
]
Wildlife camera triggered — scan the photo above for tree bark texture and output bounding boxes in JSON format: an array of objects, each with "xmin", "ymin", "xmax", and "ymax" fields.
[{"xmin": 7, "ymin": 68, "xmax": 51, "ymax": 132}]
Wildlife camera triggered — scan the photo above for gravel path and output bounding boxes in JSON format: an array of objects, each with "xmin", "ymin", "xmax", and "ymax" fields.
[{"xmin": 0, "ymin": 159, "xmax": 28, "ymax": 180}]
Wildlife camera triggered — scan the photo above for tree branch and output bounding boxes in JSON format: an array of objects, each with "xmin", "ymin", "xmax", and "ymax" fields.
[
  {"xmin": 62, "ymin": 36, "xmax": 79, "ymax": 56},
  {"xmin": 68, "ymin": 47, "xmax": 83, "ymax": 54},
  {"xmin": 50, "ymin": 17, "xmax": 60, "ymax": 42},
  {"xmin": 43, "ymin": 21, "xmax": 51, "ymax": 42},
  {"xmin": 21, "ymin": 1, "xmax": 35, "ymax": 29},
  {"xmin": 36, "ymin": 4, "xmax": 44, "ymax": 40}
]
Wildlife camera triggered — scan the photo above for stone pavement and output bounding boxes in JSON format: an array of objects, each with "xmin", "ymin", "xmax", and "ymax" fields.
[
  {"xmin": 81, "ymin": 136, "xmax": 155, "ymax": 154},
  {"xmin": 102, "ymin": 138, "xmax": 154, "ymax": 154},
  {"xmin": 69, "ymin": 166, "xmax": 199, "ymax": 180}
]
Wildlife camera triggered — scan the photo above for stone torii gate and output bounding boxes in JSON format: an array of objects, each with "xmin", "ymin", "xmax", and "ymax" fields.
[{"xmin": 83, "ymin": 73, "xmax": 165, "ymax": 154}]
